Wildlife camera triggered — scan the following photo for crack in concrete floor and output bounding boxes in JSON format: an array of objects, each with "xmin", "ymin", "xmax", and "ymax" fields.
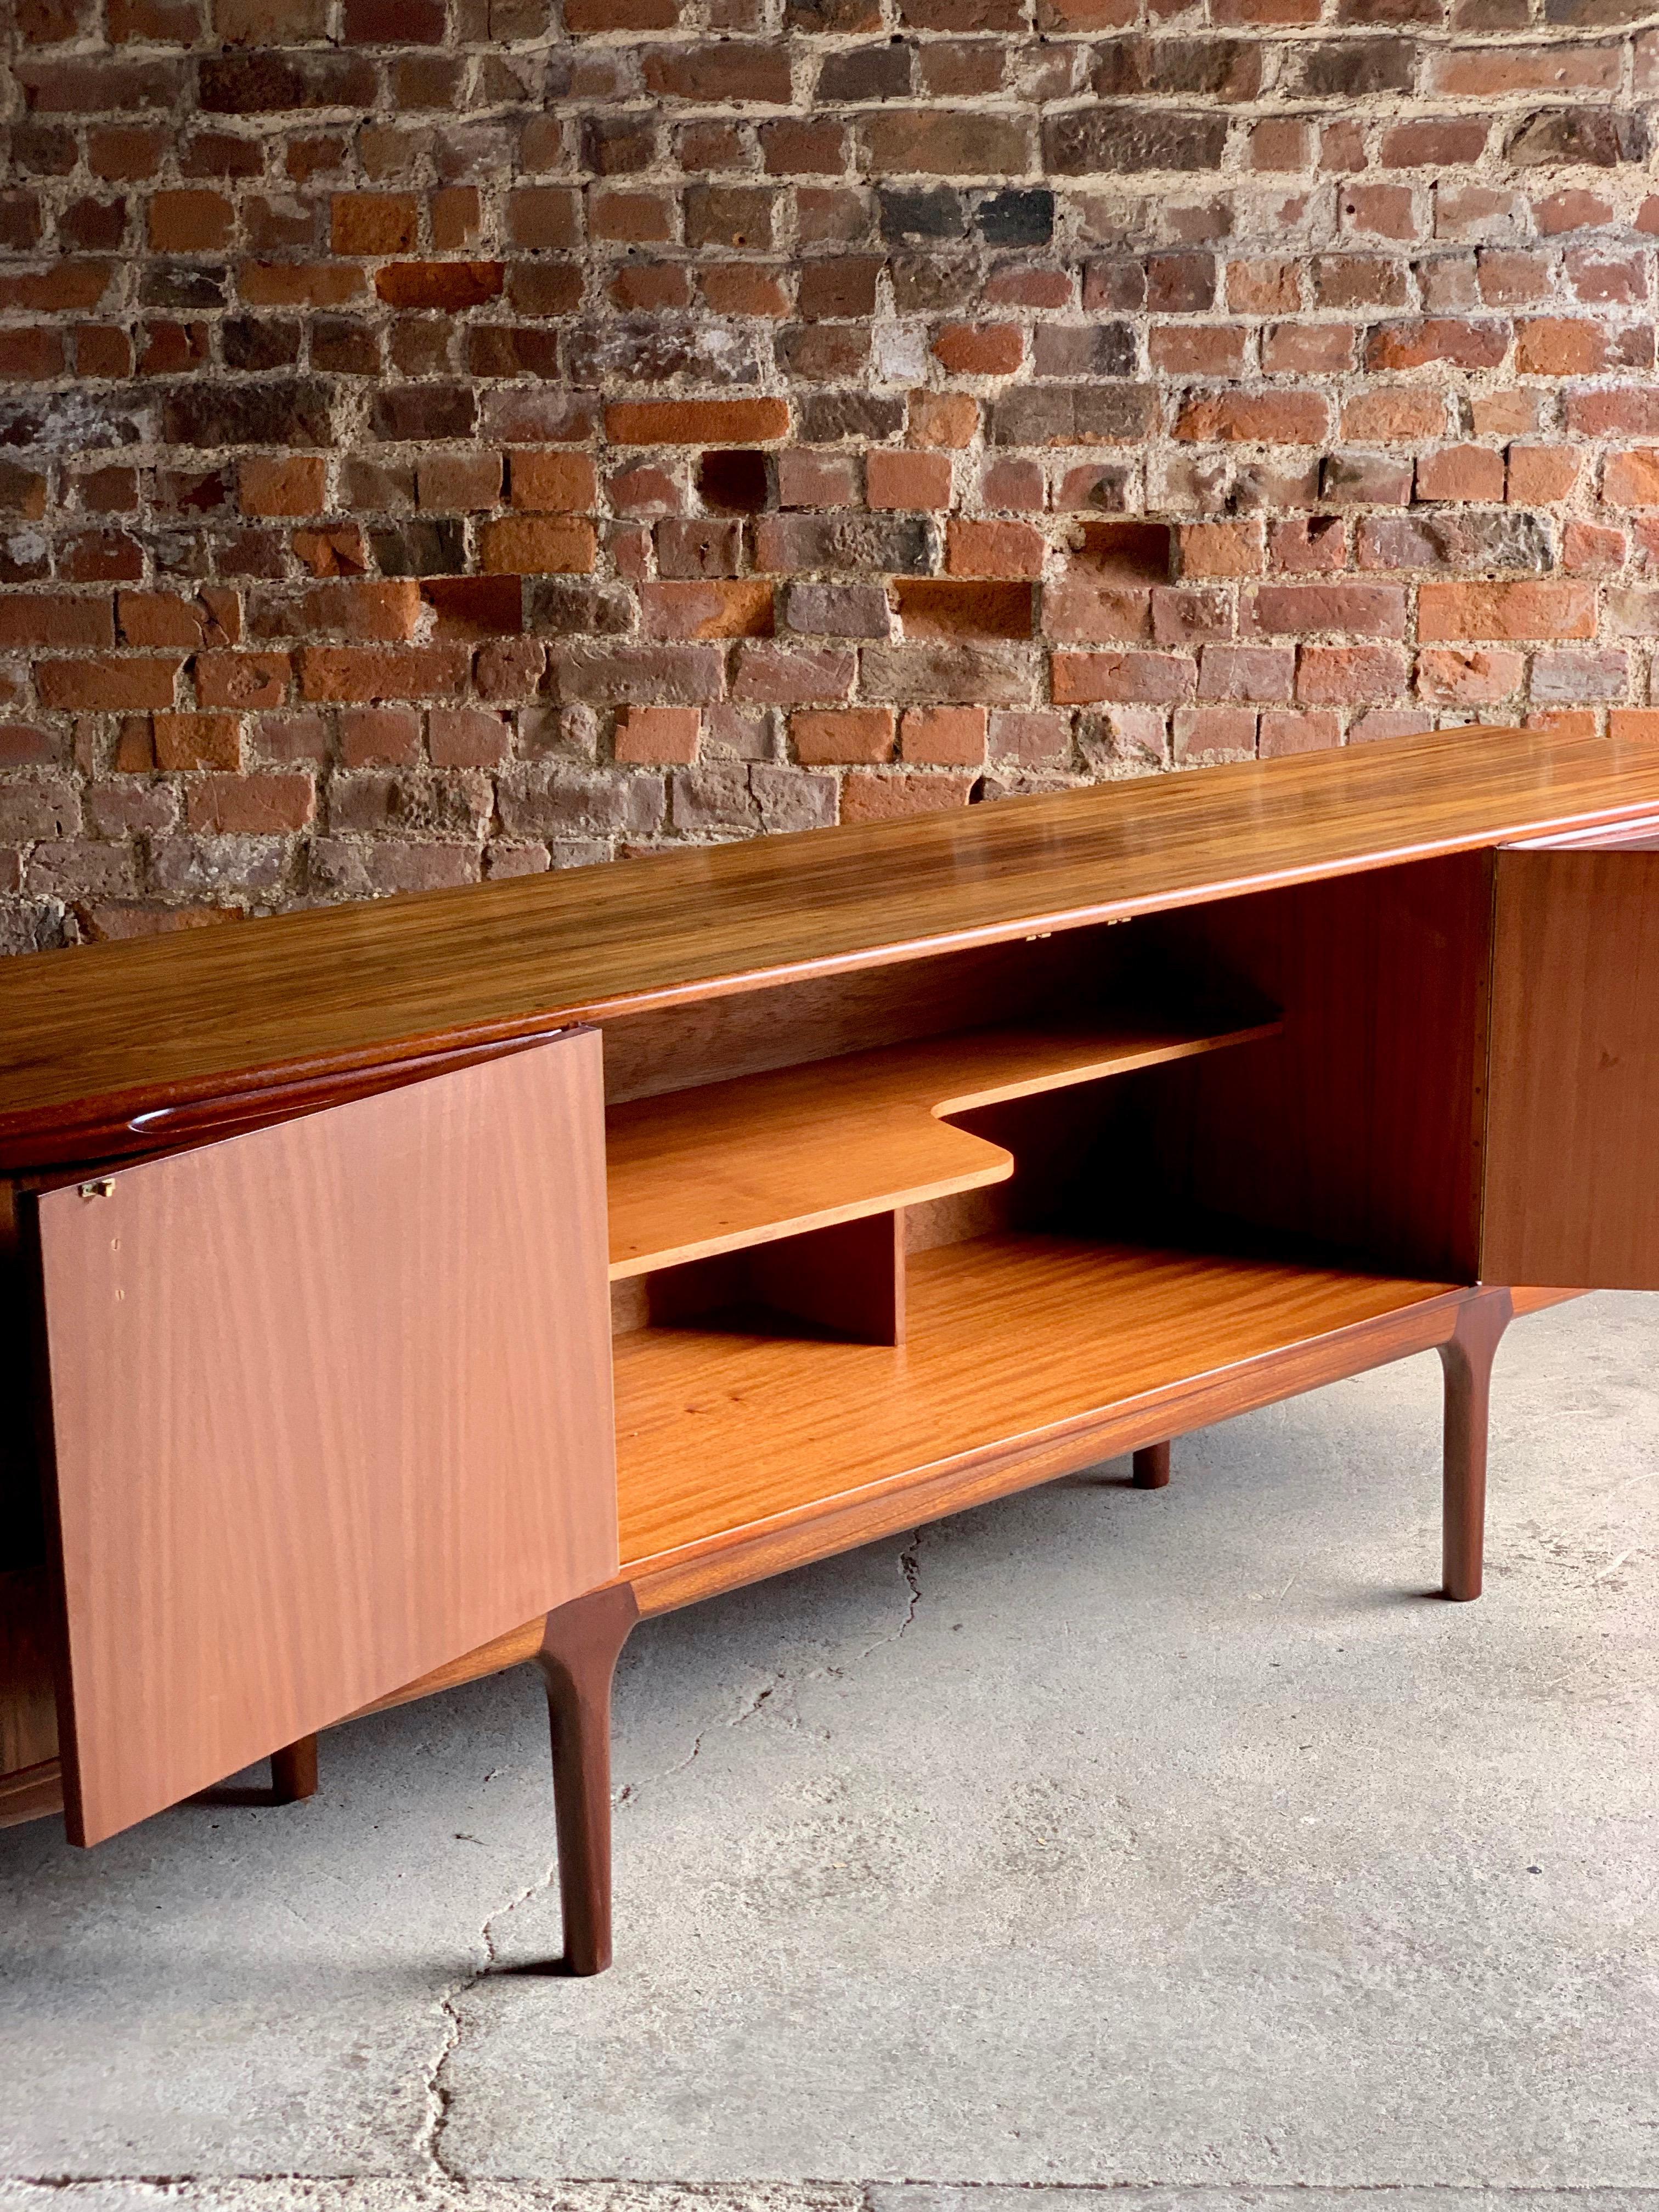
[{"xmin": 419, "ymin": 1536, "xmax": 930, "ymax": 2181}]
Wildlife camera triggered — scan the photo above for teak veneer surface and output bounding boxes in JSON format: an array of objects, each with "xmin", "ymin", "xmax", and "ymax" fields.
[
  {"xmin": 607, "ymin": 1011, "xmax": 1280, "ymax": 1274},
  {"xmin": 1483, "ymin": 839, "xmax": 1659, "ymax": 1287},
  {"xmin": 32, "ymin": 1035, "xmax": 617, "ymax": 1845},
  {"xmin": 612, "ymin": 1233, "xmax": 1458, "ymax": 1571},
  {"xmin": 4, "ymin": 728, "xmax": 1659, "ymax": 1163}
]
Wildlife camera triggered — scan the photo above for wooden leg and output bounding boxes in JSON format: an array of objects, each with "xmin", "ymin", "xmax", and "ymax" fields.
[
  {"xmin": 1132, "ymin": 1441, "xmax": 1171, "ymax": 1489},
  {"xmin": 535, "ymin": 1581, "xmax": 640, "ymax": 1977},
  {"xmin": 1438, "ymin": 1289, "xmax": 1513, "ymax": 1603},
  {"xmin": 269, "ymin": 1734, "xmax": 319, "ymax": 1803}
]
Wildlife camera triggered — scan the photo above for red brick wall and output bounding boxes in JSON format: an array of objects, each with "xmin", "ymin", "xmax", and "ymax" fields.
[{"xmin": 2, "ymin": 0, "xmax": 1657, "ymax": 944}]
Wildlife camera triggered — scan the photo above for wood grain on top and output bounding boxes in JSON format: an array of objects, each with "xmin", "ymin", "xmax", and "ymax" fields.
[
  {"xmin": 3, "ymin": 726, "xmax": 1659, "ymax": 1161},
  {"xmin": 606, "ymin": 1007, "xmax": 1279, "ymax": 1274}
]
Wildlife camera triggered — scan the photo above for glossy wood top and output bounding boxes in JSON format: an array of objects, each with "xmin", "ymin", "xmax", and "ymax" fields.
[{"xmin": 4, "ymin": 726, "xmax": 1659, "ymax": 1167}]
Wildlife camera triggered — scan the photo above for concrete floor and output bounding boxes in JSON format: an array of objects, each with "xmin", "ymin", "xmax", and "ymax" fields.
[{"xmin": 4, "ymin": 1292, "xmax": 1659, "ymax": 2212}]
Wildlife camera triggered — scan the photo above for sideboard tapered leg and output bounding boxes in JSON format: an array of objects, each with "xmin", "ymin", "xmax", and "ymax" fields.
[
  {"xmin": 535, "ymin": 1581, "xmax": 640, "ymax": 1977},
  {"xmin": 1438, "ymin": 1289, "xmax": 1513, "ymax": 1604},
  {"xmin": 270, "ymin": 1735, "xmax": 318, "ymax": 1803},
  {"xmin": 1132, "ymin": 1441, "xmax": 1171, "ymax": 1489}
]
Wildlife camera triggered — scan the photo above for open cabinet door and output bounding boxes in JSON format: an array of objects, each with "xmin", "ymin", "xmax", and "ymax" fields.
[
  {"xmin": 1482, "ymin": 833, "xmax": 1659, "ymax": 1288},
  {"xmin": 25, "ymin": 1031, "xmax": 616, "ymax": 1846}
]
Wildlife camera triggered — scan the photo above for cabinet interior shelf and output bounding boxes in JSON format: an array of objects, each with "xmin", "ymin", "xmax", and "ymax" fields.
[
  {"xmin": 605, "ymin": 1005, "xmax": 1282, "ymax": 1279},
  {"xmin": 613, "ymin": 1231, "xmax": 1455, "ymax": 1569}
]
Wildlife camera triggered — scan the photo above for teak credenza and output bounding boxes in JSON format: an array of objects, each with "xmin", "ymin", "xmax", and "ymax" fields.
[{"xmin": 5, "ymin": 725, "xmax": 1659, "ymax": 1972}]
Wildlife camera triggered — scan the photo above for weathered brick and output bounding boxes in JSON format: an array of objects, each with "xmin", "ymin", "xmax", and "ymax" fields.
[
  {"xmin": 1419, "ymin": 581, "xmax": 1597, "ymax": 639},
  {"xmin": 1249, "ymin": 584, "xmax": 1409, "ymax": 637},
  {"xmin": 791, "ymin": 706, "xmax": 896, "ymax": 763}
]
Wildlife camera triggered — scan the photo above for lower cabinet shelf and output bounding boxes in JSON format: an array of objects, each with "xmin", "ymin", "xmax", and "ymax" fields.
[{"xmin": 614, "ymin": 1232, "xmax": 1462, "ymax": 1578}]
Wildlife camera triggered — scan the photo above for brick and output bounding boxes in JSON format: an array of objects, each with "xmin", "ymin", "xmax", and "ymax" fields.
[
  {"xmin": 947, "ymin": 520, "xmax": 1044, "ymax": 578},
  {"xmin": 0, "ymin": 596, "xmax": 115, "ymax": 649},
  {"xmin": 1177, "ymin": 521, "xmax": 1263, "ymax": 579},
  {"xmin": 153, "ymin": 712, "xmax": 243, "ymax": 770},
  {"xmin": 187, "ymin": 772, "xmax": 313, "ymax": 833},
  {"xmin": 239, "ymin": 455, "xmax": 326, "ymax": 518},
  {"xmin": 146, "ymin": 190, "xmax": 233, "ymax": 255},
  {"xmin": 421, "ymin": 577, "xmax": 524, "ymax": 637},
  {"xmin": 339, "ymin": 707, "xmax": 420, "ymax": 767},
  {"xmin": 731, "ymin": 644, "xmax": 856, "ymax": 704},
  {"xmin": 510, "ymin": 453, "xmax": 599, "ymax": 512},
  {"xmin": 1296, "ymin": 644, "xmax": 1408, "ymax": 703},
  {"xmin": 1250, "ymin": 584, "xmax": 1408, "ymax": 637},
  {"xmin": 479, "ymin": 517, "xmax": 597, "ymax": 573},
  {"xmin": 840, "ymin": 769, "xmax": 974, "ymax": 821},
  {"xmin": 375, "ymin": 262, "xmax": 504, "ymax": 312},
  {"xmin": 615, "ymin": 706, "xmax": 701, "ymax": 763},
  {"xmin": 196, "ymin": 651, "xmax": 291, "ymax": 707},
  {"xmin": 1259, "ymin": 708, "xmax": 1340, "ymax": 756},
  {"xmin": 900, "ymin": 705, "xmax": 987, "ymax": 763},
  {"xmin": 1174, "ymin": 706, "xmax": 1256, "ymax": 761},
  {"xmin": 1053, "ymin": 651, "xmax": 1195, "ymax": 706},
  {"xmin": 934, "ymin": 324, "xmax": 1024, "ymax": 377},
  {"xmin": 1341, "ymin": 390, "xmax": 1448, "ymax": 442},
  {"xmin": 37, "ymin": 656, "xmax": 182, "ymax": 709},
  {"xmin": 867, "ymin": 450, "xmax": 953, "ymax": 510},
  {"xmin": 117, "ymin": 589, "xmax": 240, "ymax": 648},
  {"xmin": 298, "ymin": 646, "xmax": 469, "ymax": 701},
  {"xmin": 1417, "ymin": 646, "xmax": 1524, "ymax": 702},
  {"xmin": 893, "ymin": 579, "xmax": 1034, "ymax": 638},
  {"xmin": 1516, "ymin": 318, "xmax": 1610, "ymax": 375},
  {"xmin": 1417, "ymin": 446, "xmax": 1506, "ymax": 503},
  {"xmin": 605, "ymin": 398, "xmax": 790, "ymax": 445},
  {"xmin": 299, "ymin": 579, "xmax": 423, "ymax": 642},
  {"xmin": 791, "ymin": 706, "xmax": 896, "ymax": 763},
  {"xmin": 1175, "ymin": 392, "xmax": 1330, "ymax": 444},
  {"xmin": 640, "ymin": 580, "xmax": 776, "ymax": 639},
  {"xmin": 1365, "ymin": 320, "xmax": 1510, "ymax": 371},
  {"xmin": 1042, "ymin": 579, "xmax": 1153, "ymax": 644},
  {"xmin": 1199, "ymin": 644, "xmax": 1295, "ymax": 701},
  {"xmin": 418, "ymin": 452, "xmax": 504, "ymax": 511},
  {"xmin": 1419, "ymin": 582, "xmax": 1597, "ymax": 640}
]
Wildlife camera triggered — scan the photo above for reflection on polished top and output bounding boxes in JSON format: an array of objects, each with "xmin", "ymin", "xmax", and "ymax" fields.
[{"xmin": 2, "ymin": 724, "xmax": 1659, "ymax": 1155}]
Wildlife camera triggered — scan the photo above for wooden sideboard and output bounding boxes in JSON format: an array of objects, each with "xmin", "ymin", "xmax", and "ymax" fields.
[{"xmin": 5, "ymin": 724, "xmax": 1659, "ymax": 1972}]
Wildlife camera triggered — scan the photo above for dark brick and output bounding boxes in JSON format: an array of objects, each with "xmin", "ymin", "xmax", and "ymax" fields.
[
  {"xmin": 798, "ymin": 257, "xmax": 884, "ymax": 318},
  {"xmin": 140, "ymin": 261, "xmax": 227, "ymax": 308},
  {"xmin": 524, "ymin": 579, "xmax": 634, "ymax": 634},
  {"xmin": 580, "ymin": 116, "xmax": 656, "ymax": 174},
  {"xmin": 1031, "ymin": 323, "xmax": 1137, "ymax": 376},
  {"xmin": 878, "ymin": 186, "xmax": 968, "ymax": 240},
  {"xmin": 1508, "ymin": 108, "xmax": 1649, "ymax": 165},
  {"xmin": 162, "ymin": 378, "xmax": 334, "ymax": 447},
  {"xmin": 1042, "ymin": 109, "xmax": 1229, "ymax": 173},
  {"xmin": 818, "ymin": 45, "xmax": 914, "ymax": 99},
  {"xmin": 799, "ymin": 391, "xmax": 906, "ymax": 441},
  {"xmin": 370, "ymin": 385, "xmax": 478, "ymax": 441},
  {"xmin": 1091, "ymin": 36, "xmax": 1263, "ymax": 100},
  {"xmin": 198, "ymin": 52, "xmax": 379, "ymax": 112},
  {"xmin": 370, "ymin": 518, "xmax": 467, "ymax": 575},
  {"xmin": 975, "ymin": 188, "xmax": 1053, "ymax": 244},
  {"xmin": 1284, "ymin": 39, "xmax": 1416, "ymax": 95},
  {"xmin": 311, "ymin": 318, "xmax": 380, "ymax": 374},
  {"xmin": 989, "ymin": 383, "xmax": 1160, "ymax": 444},
  {"xmin": 754, "ymin": 513, "xmax": 933, "ymax": 572},
  {"xmin": 223, "ymin": 316, "xmax": 302, "ymax": 370}
]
